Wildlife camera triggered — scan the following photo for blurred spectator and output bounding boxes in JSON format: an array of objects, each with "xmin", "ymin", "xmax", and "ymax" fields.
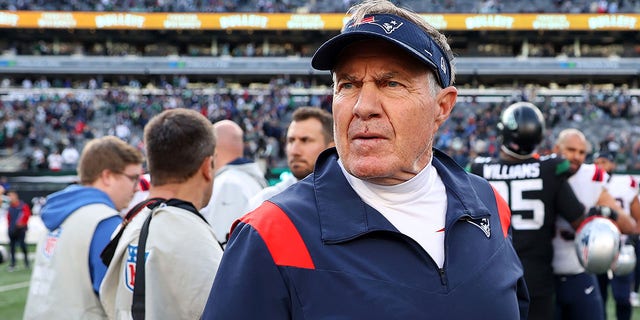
[
  {"xmin": 47, "ymin": 149, "xmax": 63, "ymax": 171},
  {"xmin": 0, "ymin": 78, "xmax": 639, "ymax": 176},
  {"xmin": 31, "ymin": 146, "xmax": 47, "ymax": 170},
  {"xmin": 0, "ymin": 0, "xmax": 637, "ymax": 13},
  {"xmin": 61, "ymin": 142, "xmax": 80, "ymax": 171},
  {"xmin": 6, "ymin": 189, "xmax": 31, "ymax": 272}
]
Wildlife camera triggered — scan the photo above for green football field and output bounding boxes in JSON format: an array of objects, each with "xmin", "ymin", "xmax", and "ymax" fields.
[
  {"xmin": 0, "ymin": 244, "xmax": 639, "ymax": 319},
  {"xmin": 0, "ymin": 258, "xmax": 31, "ymax": 320}
]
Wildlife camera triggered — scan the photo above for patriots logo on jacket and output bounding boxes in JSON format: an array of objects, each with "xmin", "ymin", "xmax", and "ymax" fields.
[
  {"xmin": 465, "ymin": 217, "xmax": 491, "ymax": 238},
  {"xmin": 43, "ymin": 228, "xmax": 62, "ymax": 258}
]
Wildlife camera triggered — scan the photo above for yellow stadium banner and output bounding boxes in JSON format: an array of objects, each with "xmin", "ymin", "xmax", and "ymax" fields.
[{"xmin": 0, "ymin": 11, "xmax": 637, "ymax": 30}]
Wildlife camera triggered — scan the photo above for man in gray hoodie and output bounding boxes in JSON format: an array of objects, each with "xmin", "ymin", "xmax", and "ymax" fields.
[
  {"xmin": 201, "ymin": 120, "xmax": 267, "ymax": 244},
  {"xmin": 24, "ymin": 136, "xmax": 143, "ymax": 320}
]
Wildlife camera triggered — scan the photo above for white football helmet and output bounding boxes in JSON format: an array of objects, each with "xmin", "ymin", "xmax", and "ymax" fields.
[
  {"xmin": 612, "ymin": 244, "xmax": 636, "ymax": 276},
  {"xmin": 574, "ymin": 217, "xmax": 621, "ymax": 274}
]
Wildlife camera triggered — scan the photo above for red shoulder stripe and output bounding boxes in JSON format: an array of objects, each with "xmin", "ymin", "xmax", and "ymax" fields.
[
  {"xmin": 236, "ymin": 201, "xmax": 315, "ymax": 269},
  {"xmin": 491, "ymin": 186, "xmax": 511, "ymax": 238},
  {"xmin": 630, "ymin": 176, "xmax": 638, "ymax": 188},
  {"xmin": 592, "ymin": 166, "xmax": 605, "ymax": 182}
]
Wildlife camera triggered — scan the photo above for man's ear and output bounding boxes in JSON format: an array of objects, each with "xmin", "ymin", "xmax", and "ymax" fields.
[
  {"xmin": 100, "ymin": 169, "xmax": 115, "ymax": 187},
  {"xmin": 202, "ymin": 155, "xmax": 214, "ymax": 181},
  {"xmin": 435, "ymin": 86, "xmax": 458, "ymax": 126}
]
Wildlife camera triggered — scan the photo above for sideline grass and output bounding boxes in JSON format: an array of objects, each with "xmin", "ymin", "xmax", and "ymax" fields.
[
  {"xmin": 0, "ymin": 264, "xmax": 31, "ymax": 319},
  {"xmin": 0, "ymin": 243, "xmax": 34, "ymax": 320}
]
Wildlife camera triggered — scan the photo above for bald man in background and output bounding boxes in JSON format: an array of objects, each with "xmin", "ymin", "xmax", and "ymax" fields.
[{"xmin": 201, "ymin": 120, "xmax": 267, "ymax": 244}]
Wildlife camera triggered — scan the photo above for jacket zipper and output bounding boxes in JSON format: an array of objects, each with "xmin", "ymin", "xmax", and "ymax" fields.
[{"xmin": 438, "ymin": 268, "xmax": 447, "ymax": 286}]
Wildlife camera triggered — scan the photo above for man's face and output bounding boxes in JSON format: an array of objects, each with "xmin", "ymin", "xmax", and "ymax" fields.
[
  {"xmin": 111, "ymin": 163, "xmax": 144, "ymax": 211},
  {"xmin": 593, "ymin": 157, "xmax": 615, "ymax": 173},
  {"xmin": 331, "ymin": 40, "xmax": 456, "ymax": 185},
  {"xmin": 8, "ymin": 192, "xmax": 18, "ymax": 204},
  {"xmin": 286, "ymin": 118, "xmax": 333, "ymax": 180},
  {"xmin": 555, "ymin": 134, "xmax": 588, "ymax": 173}
]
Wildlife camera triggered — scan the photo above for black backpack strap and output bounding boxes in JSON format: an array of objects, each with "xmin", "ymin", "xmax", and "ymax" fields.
[
  {"xmin": 123, "ymin": 197, "xmax": 165, "ymax": 222},
  {"xmin": 100, "ymin": 197, "xmax": 164, "ymax": 266},
  {"xmin": 130, "ymin": 198, "xmax": 215, "ymax": 319},
  {"xmin": 131, "ymin": 201, "xmax": 164, "ymax": 320}
]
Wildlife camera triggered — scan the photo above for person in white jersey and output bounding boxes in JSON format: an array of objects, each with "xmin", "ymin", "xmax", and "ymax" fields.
[
  {"xmin": 593, "ymin": 151, "xmax": 640, "ymax": 320},
  {"xmin": 246, "ymin": 106, "xmax": 334, "ymax": 212},
  {"xmin": 552, "ymin": 128, "xmax": 637, "ymax": 320},
  {"xmin": 201, "ymin": 119, "xmax": 267, "ymax": 244}
]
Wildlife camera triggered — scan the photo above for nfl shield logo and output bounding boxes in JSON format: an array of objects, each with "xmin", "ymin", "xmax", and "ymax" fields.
[
  {"xmin": 43, "ymin": 228, "xmax": 62, "ymax": 258},
  {"xmin": 125, "ymin": 244, "xmax": 138, "ymax": 291}
]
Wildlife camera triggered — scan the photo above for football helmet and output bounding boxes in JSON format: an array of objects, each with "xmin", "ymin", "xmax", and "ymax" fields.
[
  {"xmin": 574, "ymin": 217, "xmax": 621, "ymax": 274},
  {"xmin": 498, "ymin": 101, "xmax": 545, "ymax": 158},
  {"xmin": 612, "ymin": 243, "xmax": 636, "ymax": 276}
]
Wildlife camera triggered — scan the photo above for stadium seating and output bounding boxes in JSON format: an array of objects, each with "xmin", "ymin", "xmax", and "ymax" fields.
[
  {"xmin": 2, "ymin": 0, "xmax": 639, "ymax": 13},
  {"xmin": 1, "ymin": 81, "xmax": 639, "ymax": 174}
]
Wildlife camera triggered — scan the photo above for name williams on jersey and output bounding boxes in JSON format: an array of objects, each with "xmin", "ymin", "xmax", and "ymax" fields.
[{"xmin": 482, "ymin": 162, "xmax": 540, "ymax": 180}]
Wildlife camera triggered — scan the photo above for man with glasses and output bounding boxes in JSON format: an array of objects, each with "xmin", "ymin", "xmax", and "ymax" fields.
[{"xmin": 24, "ymin": 136, "xmax": 144, "ymax": 320}]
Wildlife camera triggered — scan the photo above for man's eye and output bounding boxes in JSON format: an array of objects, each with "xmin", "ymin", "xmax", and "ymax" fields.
[
  {"xmin": 340, "ymin": 83, "xmax": 354, "ymax": 90},
  {"xmin": 387, "ymin": 81, "xmax": 400, "ymax": 87}
]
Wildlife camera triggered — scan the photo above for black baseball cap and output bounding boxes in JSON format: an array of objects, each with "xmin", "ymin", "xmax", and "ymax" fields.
[
  {"xmin": 311, "ymin": 13, "xmax": 452, "ymax": 88},
  {"xmin": 593, "ymin": 151, "xmax": 615, "ymax": 162}
]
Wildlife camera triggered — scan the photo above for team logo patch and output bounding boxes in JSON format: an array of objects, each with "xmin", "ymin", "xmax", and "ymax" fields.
[
  {"xmin": 43, "ymin": 228, "xmax": 62, "ymax": 258},
  {"xmin": 465, "ymin": 217, "xmax": 491, "ymax": 238},
  {"xmin": 352, "ymin": 16, "xmax": 403, "ymax": 34},
  {"xmin": 125, "ymin": 244, "xmax": 138, "ymax": 291},
  {"xmin": 440, "ymin": 57, "xmax": 447, "ymax": 74},
  {"xmin": 124, "ymin": 244, "xmax": 150, "ymax": 291}
]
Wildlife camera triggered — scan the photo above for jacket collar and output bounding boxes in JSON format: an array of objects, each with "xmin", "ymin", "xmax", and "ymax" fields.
[{"xmin": 315, "ymin": 148, "xmax": 492, "ymax": 243}]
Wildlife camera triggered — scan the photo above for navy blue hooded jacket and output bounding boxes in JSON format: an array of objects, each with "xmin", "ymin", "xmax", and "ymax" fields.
[{"xmin": 203, "ymin": 148, "xmax": 529, "ymax": 319}]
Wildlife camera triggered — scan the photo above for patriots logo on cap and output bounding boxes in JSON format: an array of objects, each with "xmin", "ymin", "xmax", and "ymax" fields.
[
  {"xmin": 465, "ymin": 217, "xmax": 491, "ymax": 238},
  {"xmin": 351, "ymin": 15, "xmax": 403, "ymax": 34},
  {"xmin": 440, "ymin": 57, "xmax": 447, "ymax": 75}
]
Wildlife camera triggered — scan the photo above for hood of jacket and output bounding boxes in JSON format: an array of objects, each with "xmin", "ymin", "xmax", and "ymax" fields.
[
  {"xmin": 217, "ymin": 158, "xmax": 267, "ymax": 188},
  {"xmin": 41, "ymin": 184, "xmax": 116, "ymax": 231}
]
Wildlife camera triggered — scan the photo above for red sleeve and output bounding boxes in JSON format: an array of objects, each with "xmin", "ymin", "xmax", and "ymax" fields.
[
  {"xmin": 491, "ymin": 186, "xmax": 511, "ymax": 238},
  {"xmin": 18, "ymin": 203, "xmax": 31, "ymax": 226}
]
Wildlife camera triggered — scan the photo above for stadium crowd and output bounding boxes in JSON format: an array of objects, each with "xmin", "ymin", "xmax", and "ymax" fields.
[
  {"xmin": 2, "ymin": 36, "xmax": 632, "ymax": 58},
  {"xmin": 1, "ymin": 75, "xmax": 639, "ymax": 174},
  {"xmin": 0, "ymin": 0, "xmax": 638, "ymax": 13}
]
